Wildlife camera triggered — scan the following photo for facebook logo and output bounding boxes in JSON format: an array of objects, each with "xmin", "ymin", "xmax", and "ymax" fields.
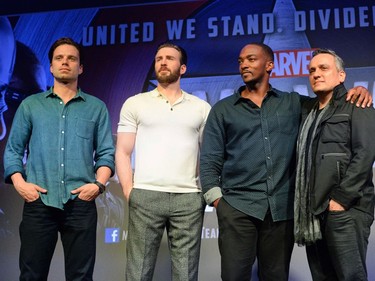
[{"xmin": 105, "ymin": 228, "xmax": 120, "ymax": 243}]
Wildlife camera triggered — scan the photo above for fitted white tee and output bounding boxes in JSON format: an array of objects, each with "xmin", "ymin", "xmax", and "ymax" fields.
[{"xmin": 117, "ymin": 89, "xmax": 211, "ymax": 193}]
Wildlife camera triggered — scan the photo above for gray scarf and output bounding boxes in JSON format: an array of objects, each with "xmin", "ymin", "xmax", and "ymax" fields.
[{"xmin": 294, "ymin": 103, "xmax": 330, "ymax": 246}]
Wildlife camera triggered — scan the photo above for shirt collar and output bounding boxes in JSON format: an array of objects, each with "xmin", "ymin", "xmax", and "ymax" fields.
[
  {"xmin": 150, "ymin": 88, "xmax": 190, "ymax": 101},
  {"xmin": 234, "ymin": 84, "xmax": 279, "ymax": 105},
  {"xmin": 45, "ymin": 87, "xmax": 86, "ymax": 101}
]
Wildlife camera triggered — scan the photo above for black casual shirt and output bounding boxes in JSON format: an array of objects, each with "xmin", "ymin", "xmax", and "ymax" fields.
[{"xmin": 200, "ymin": 85, "xmax": 303, "ymax": 221}]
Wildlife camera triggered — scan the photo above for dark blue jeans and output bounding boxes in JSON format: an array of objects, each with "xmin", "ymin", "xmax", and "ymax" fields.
[
  {"xmin": 217, "ymin": 198, "xmax": 294, "ymax": 281},
  {"xmin": 19, "ymin": 197, "xmax": 97, "ymax": 281},
  {"xmin": 306, "ymin": 208, "xmax": 373, "ymax": 281}
]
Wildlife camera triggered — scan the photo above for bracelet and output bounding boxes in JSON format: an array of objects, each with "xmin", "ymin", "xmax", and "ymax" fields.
[{"xmin": 94, "ymin": 180, "xmax": 106, "ymax": 194}]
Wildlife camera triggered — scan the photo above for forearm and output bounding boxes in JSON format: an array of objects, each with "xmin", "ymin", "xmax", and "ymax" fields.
[
  {"xmin": 115, "ymin": 152, "xmax": 133, "ymax": 199},
  {"xmin": 95, "ymin": 166, "xmax": 112, "ymax": 185}
]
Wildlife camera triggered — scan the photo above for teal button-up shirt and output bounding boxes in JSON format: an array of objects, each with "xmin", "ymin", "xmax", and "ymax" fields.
[{"xmin": 4, "ymin": 88, "xmax": 115, "ymax": 209}]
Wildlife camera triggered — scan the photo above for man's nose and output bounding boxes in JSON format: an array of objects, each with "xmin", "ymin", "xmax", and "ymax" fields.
[
  {"xmin": 313, "ymin": 71, "xmax": 321, "ymax": 78},
  {"xmin": 240, "ymin": 62, "xmax": 249, "ymax": 70}
]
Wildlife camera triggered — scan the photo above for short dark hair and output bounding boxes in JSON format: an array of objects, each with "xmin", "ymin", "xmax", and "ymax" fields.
[
  {"xmin": 48, "ymin": 37, "xmax": 83, "ymax": 65},
  {"xmin": 251, "ymin": 42, "xmax": 274, "ymax": 62},
  {"xmin": 156, "ymin": 42, "xmax": 187, "ymax": 66}
]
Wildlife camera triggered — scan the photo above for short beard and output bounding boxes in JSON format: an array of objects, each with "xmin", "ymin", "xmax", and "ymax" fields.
[{"xmin": 156, "ymin": 70, "xmax": 180, "ymax": 84}]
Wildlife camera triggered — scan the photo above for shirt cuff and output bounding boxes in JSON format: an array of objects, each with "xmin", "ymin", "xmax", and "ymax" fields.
[{"xmin": 203, "ymin": 186, "xmax": 223, "ymax": 206}]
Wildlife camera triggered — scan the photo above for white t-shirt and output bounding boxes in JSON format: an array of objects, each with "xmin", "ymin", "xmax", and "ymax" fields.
[{"xmin": 117, "ymin": 89, "xmax": 211, "ymax": 193}]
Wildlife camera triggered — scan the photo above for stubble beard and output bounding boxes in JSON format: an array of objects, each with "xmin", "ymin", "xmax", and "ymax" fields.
[{"xmin": 55, "ymin": 74, "xmax": 76, "ymax": 84}]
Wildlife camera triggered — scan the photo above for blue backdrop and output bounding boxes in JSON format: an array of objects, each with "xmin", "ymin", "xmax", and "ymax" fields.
[{"xmin": 0, "ymin": 0, "xmax": 374, "ymax": 280}]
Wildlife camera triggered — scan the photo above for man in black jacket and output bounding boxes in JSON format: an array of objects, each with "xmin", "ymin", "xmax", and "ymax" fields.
[{"xmin": 295, "ymin": 48, "xmax": 375, "ymax": 281}]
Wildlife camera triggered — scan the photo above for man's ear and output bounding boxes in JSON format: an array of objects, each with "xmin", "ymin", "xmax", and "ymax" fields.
[
  {"xmin": 266, "ymin": 61, "xmax": 274, "ymax": 73},
  {"xmin": 339, "ymin": 70, "xmax": 346, "ymax": 83},
  {"xmin": 180, "ymin": 64, "xmax": 187, "ymax": 75}
]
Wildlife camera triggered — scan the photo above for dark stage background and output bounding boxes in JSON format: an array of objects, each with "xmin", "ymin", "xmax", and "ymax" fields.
[{"xmin": 0, "ymin": 0, "xmax": 375, "ymax": 280}]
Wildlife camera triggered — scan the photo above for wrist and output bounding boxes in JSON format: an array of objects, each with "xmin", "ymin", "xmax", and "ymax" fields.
[{"xmin": 94, "ymin": 180, "xmax": 106, "ymax": 194}]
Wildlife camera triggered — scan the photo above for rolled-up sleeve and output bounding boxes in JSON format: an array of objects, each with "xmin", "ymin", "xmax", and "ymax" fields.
[
  {"xmin": 4, "ymin": 102, "xmax": 31, "ymax": 183},
  {"xmin": 93, "ymin": 104, "xmax": 115, "ymax": 176},
  {"xmin": 199, "ymin": 105, "xmax": 225, "ymax": 205}
]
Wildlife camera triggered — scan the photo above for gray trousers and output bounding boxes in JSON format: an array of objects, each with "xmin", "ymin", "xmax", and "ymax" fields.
[{"xmin": 125, "ymin": 189, "xmax": 206, "ymax": 281}]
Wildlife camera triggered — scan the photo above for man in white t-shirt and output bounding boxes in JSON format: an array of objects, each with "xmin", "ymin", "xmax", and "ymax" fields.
[{"xmin": 116, "ymin": 42, "xmax": 211, "ymax": 281}]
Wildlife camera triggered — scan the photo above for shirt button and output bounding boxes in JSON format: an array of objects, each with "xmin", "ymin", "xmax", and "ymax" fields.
[
  {"xmin": 61, "ymin": 180, "xmax": 64, "ymax": 184},
  {"xmin": 267, "ymin": 156, "xmax": 271, "ymax": 160},
  {"xmin": 60, "ymin": 101, "xmax": 63, "ymax": 105},
  {"xmin": 62, "ymin": 115, "xmax": 65, "ymax": 118},
  {"xmin": 61, "ymin": 164, "xmax": 64, "ymax": 167},
  {"xmin": 264, "ymin": 137, "xmax": 268, "ymax": 140},
  {"xmin": 61, "ymin": 131, "xmax": 64, "ymax": 134},
  {"xmin": 61, "ymin": 147, "xmax": 64, "ymax": 151}
]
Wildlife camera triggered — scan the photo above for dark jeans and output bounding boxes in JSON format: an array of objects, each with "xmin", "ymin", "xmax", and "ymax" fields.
[
  {"xmin": 19, "ymin": 197, "xmax": 97, "ymax": 281},
  {"xmin": 306, "ymin": 208, "xmax": 373, "ymax": 281},
  {"xmin": 217, "ymin": 198, "xmax": 294, "ymax": 281}
]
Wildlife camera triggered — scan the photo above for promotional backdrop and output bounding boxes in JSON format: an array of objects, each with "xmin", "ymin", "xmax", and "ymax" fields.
[{"xmin": 0, "ymin": 0, "xmax": 374, "ymax": 280}]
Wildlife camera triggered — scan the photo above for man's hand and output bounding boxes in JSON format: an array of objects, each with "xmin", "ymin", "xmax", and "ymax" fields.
[
  {"xmin": 213, "ymin": 198, "xmax": 221, "ymax": 208},
  {"xmin": 71, "ymin": 183, "xmax": 100, "ymax": 201},
  {"xmin": 328, "ymin": 199, "xmax": 345, "ymax": 211},
  {"xmin": 14, "ymin": 182, "xmax": 47, "ymax": 202},
  {"xmin": 346, "ymin": 86, "xmax": 373, "ymax": 108},
  {"xmin": 11, "ymin": 173, "xmax": 47, "ymax": 202}
]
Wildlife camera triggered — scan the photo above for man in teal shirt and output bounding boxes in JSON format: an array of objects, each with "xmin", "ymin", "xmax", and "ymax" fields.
[{"xmin": 4, "ymin": 37, "xmax": 115, "ymax": 281}]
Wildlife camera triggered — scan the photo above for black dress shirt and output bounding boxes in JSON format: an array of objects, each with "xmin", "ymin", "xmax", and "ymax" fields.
[{"xmin": 200, "ymin": 85, "xmax": 304, "ymax": 221}]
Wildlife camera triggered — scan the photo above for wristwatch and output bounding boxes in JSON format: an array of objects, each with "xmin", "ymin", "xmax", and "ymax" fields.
[{"xmin": 94, "ymin": 180, "xmax": 106, "ymax": 194}]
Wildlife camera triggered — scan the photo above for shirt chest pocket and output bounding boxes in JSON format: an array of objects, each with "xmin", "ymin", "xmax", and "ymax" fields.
[
  {"xmin": 321, "ymin": 114, "xmax": 350, "ymax": 143},
  {"xmin": 75, "ymin": 118, "xmax": 95, "ymax": 139}
]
